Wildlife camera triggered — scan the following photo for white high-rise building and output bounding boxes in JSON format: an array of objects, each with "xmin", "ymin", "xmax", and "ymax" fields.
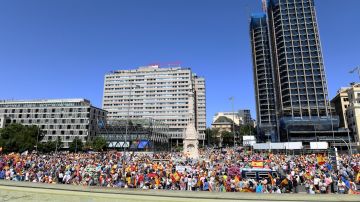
[{"xmin": 102, "ymin": 65, "xmax": 206, "ymax": 144}]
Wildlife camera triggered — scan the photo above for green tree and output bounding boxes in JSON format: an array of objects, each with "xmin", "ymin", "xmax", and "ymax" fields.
[
  {"xmin": 204, "ymin": 128, "xmax": 220, "ymax": 146},
  {"xmin": 38, "ymin": 136, "xmax": 63, "ymax": 153},
  {"xmin": 0, "ymin": 124, "xmax": 44, "ymax": 153},
  {"xmin": 54, "ymin": 136, "xmax": 63, "ymax": 152},
  {"xmin": 221, "ymin": 131, "xmax": 235, "ymax": 147},
  {"xmin": 83, "ymin": 141, "xmax": 93, "ymax": 151},
  {"xmin": 238, "ymin": 124, "xmax": 256, "ymax": 144},
  {"xmin": 69, "ymin": 137, "xmax": 83, "ymax": 153},
  {"xmin": 38, "ymin": 141, "xmax": 56, "ymax": 153},
  {"xmin": 91, "ymin": 136, "xmax": 107, "ymax": 151}
]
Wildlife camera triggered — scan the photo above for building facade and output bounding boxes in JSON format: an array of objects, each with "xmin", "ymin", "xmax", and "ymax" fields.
[
  {"xmin": 238, "ymin": 109, "xmax": 254, "ymax": 126},
  {"xmin": 0, "ymin": 99, "xmax": 107, "ymax": 148},
  {"xmin": 212, "ymin": 112, "xmax": 242, "ymax": 126},
  {"xmin": 344, "ymin": 83, "xmax": 360, "ymax": 144},
  {"xmin": 211, "ymin": 110, "xmax": 254, "ymax": 135},
  {"xmin": 331, "ymin": 87, "xmax": 350, "ymax": 129},
  {"xmin": 211, "ymin": 113, "xmax": 238, "ymax": 133},
  {"xmin": 97, "ymin": 118, "xmax": 170, "ymax": 151},
  {"xmin": 267, "ymin": 0, "xmax": 330, "ymax": 119},
  {"xmin": 250, "ymin": 0, "xmax": 340, "ymax": 142},
  {"xmin": 250, "ymin": 13, "xmax": 278, "ymax": 141},
  {"xmin": 102, "ymin": 65, "xmax": 206, "ymax": 145},
  {"xmin": 0, "ymin": 115, "xmax": 7, "ymax": 129},
  {"xmin": 331, "ymin": 83, "xmax": 360, "ymax": 147}
]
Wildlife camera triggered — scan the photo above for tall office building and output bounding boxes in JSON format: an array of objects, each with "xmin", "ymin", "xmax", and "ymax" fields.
[
  {"xmin": 0, "ymin": 99, "xmax": 107, "ymax": 148},
  {"xmin": 251, "ymin": 0, "xmax": 339, "ymax": 142},
  {"xmin": 267, "ymin": 0, "xmax": 330, "ymax": 119},
  {"xmin": 250, "ymin": 13, "xmax": 278, "ymax": 141},
  {"xmin": 102, "ymin": 65, "xmax": 206, "ymax": 145}
]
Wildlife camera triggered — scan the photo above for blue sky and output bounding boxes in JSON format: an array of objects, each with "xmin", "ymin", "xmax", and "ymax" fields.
[{"xmin": 0, "ymin": 0, "xmax": 359, "ymax": 127}]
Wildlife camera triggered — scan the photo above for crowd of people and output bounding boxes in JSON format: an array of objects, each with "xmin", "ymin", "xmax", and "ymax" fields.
[{"xmin": 0, "ymin": 147, "xmax": 359, "ymax": 194}]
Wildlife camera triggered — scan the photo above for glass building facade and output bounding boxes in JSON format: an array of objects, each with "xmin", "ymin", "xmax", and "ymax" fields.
[
  {"xmin": 251, "ymin": 0, "xmax": 339, "ymax": 142},
  {"xmin": 267, "ymin": 0, "xmax": 330, "ymax": 119},
  {"xmin": 250, "ymin": 13, "xmax": 278, "ymax": 141}
]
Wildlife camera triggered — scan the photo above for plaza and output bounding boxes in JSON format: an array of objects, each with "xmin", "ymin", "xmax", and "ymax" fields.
[{"xmin": 0, "ymin": 181, "xmax": 359, "ymax": 202}]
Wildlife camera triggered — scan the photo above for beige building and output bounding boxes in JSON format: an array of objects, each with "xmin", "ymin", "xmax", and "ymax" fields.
[
  {"xmin": 102, "ymin": 65, "xmax": 206, "ymax": 144},
  {"xmin": 332, "ymin": 83, "xmax": 360, "ymax": 145},
  {"xmin": 211, "ymin": 122, "xmax": 233, "ymax": 133},
  {"xmin": 212, "ymin": 112, "xmax": 242, "ymax": 126},
  {"xmin": 345, "ymin": 83, "xmax": 360, "ymax": 143},
  {"xmin": 331, "ymin": 87, "xmax": 350, "ymax": 129},
  {"xmin": 211, "ymin": 112, "xmax": 240, "ymax": 133}
]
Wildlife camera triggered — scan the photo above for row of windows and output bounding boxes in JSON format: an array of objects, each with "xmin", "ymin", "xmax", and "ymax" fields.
[
  {"xmin": 0, "ymin": 108, "xmax": 90, "ymax": 113},
  {"xmin": 4, "ymin": 117, "xmax": 89, "ymax": 124},
  {"xmin": 106, "ymin": 72, "xmax": 190, "ymax": 79},
  {"xmin": 0, "ymin": 102, "xmax": 87, "ymax": 108}
]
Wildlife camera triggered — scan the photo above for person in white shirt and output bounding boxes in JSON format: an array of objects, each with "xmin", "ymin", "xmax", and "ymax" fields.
[
  {"xmin": 313, "ymin": 176, "xmax": 320, "ymax": 191},
  {"xmin": 337, "ymin": 179, "xmax": 346, "ymax": 194},
  {"xmin": 187, "ymin": 176, "xmax": 192, "ymax": 191}
]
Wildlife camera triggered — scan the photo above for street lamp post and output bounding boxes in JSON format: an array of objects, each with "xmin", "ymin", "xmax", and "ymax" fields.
[
  {"xmin": 125, "ymin": 83, "xmax": 140, "ymax": 158},
  {"xmin": 36, "ymin": 127, "xmax": 39, "ymax": 153},
  {"xmin": 229, "ymin": 97, "xmax": 236, "ymax": 148},
  {"xmin": 346, "ymin": 129, "xmax": 353, "ymax": 156},
  {"xmin": 344, "ymin": 112, "xmax": 353, "ymax": 156}
]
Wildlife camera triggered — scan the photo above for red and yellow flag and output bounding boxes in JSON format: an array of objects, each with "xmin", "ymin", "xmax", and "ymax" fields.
[
  {"xmin": 317, "ymin": 154, "xmax": 326, "ymax": 165},
  {"xmin": 251, "ymin": 161, "xmax": 264, "ymax": 168}
]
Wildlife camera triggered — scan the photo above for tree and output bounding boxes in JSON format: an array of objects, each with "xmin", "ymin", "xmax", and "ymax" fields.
[
  {"xmin": 38, "ymin": 136, "xmax": 63, "ymax": 153},
  {"xmin": 91, "ymin": 136, "xmax": 107, "ymax": 151},
  {"xmin": 54, "ymin": 136, "xmax": 63, "ymax": 152},
  {"xmin": 221, "ymin": 131, "xmax": 234, "ymax": 147},
  {"xmin": 238, "ymin": 124, "xmax": 256, "ymax": 144},
  {"xmin": 0, "ymin": 124, "xmax": 44, "ymax": 153},
  {"xmin": 38, "ymin": 141, "xmax": 56, "ymax": 153},
  {"xmin": 204, "ymin": 128, "xmax": 220, "ymax": 147},
  {"xmin": 69, "ymin": 137, "xmax": 83, "ymax": 153}
]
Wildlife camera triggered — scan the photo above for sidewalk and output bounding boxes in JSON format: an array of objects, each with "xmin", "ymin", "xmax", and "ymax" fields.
[{"xmin": 0, "ymin": 180, "xmax": 359, "ymax": 202}]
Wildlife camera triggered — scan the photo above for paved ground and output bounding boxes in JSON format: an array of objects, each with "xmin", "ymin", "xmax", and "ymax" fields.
[{"xmin": 0, "ymin": 181, "xmax": 359, "ymax": 202}]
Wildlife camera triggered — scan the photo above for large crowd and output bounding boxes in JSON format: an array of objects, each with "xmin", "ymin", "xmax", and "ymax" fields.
[{"xmin": 0, "ymin": 147, "xmax": 359, "ymax": 194}]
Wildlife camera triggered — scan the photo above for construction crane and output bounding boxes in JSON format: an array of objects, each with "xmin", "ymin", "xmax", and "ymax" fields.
[
  {"xmin": 262, "ymin": 0, "xmax": 267, "ymax": 12},
  {"xmin": 349, "ymin": 66, "xmax": 360, "ymax": 80}
]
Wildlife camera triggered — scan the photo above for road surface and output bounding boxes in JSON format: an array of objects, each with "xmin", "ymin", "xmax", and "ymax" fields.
[{"xmin": 0, "ymin": 181, "xmax": 359, "ymax": 202}]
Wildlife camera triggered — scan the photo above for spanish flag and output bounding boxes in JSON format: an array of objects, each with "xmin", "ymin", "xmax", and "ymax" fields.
[{"xmin": 251, "ymin": 160, "xmax": 264, "ymax": 168}]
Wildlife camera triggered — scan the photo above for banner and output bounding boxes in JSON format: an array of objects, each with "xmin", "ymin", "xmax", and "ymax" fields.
[{"xmin": 175, "ymin": 166, "xmax": 192, "ymax": 173}]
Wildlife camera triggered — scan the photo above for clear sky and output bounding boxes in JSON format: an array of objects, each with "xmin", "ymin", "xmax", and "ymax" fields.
[{"xmin": 0, "ymin": 0, "xmax": 359, "ymax": 127}]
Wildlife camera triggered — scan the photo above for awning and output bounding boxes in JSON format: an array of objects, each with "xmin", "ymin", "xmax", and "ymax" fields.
[{"xmin": 138, "ymin": 140, "xmax": 149, "ymax": 149}]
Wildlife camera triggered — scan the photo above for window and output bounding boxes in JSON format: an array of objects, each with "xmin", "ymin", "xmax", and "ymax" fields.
[{"xmin": 245, "ymin": 172, "xmax": 256, "ymax": 179}]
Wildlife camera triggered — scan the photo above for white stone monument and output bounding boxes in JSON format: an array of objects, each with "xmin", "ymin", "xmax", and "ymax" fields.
[
  {"xmin": 183, "ymin": 120, "xmax": 199, "ymax": 159},
  {"xmin": 183, "ymin": 92, "xmax": 199, "ymax": 159}
]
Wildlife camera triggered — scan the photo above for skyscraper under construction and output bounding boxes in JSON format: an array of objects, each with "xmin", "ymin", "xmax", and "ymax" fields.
[{"xmin": 251, "ymin": 0, "xmax": 339, "ymax": 142}]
